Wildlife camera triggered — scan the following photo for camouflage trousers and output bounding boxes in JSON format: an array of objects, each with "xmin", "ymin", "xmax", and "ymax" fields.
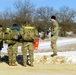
[
  {"xmin": 51, "ymin": 35, "xmax": 58, "ymax": 54},
  {"xmin": 22, "ymin": 42, "xmax": 34, "ymax": 65},
  {"xmin": 8, "ymin": 43, "xmax": 18, "ymax": 63}
]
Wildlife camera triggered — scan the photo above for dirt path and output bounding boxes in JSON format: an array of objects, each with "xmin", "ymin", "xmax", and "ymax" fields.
[{"xmin": 0, "ymin": 62, "xmax": 76, "ymax": 75}]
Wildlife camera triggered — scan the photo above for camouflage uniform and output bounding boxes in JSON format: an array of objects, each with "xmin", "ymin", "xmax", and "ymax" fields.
[
  {"xmin": 51, "ymin": 21, "xmax": 59, "ymax": 56},
  {"xmin": 20, "ymin": 26, "xmax": 38, "ymax": 67},
  {"xmin": 22, "ymin": 42, "xmax": 34, "ymax": 66},
  {"xmin": 7, "ymin": 41, "xmax": 18, "ymax": 66},
  {"xmin": 0, "ymin": 26, "xmax": 4, "ymax": 62},
  {"xmin": 5, "ymin": 25, "xmax": 20, "ymax": 66}
]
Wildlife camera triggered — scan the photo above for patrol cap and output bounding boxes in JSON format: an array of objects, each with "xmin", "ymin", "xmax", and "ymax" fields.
[
  {"xmin": 51, "ymin": 15, "xmax": 56, "ymax": 20},
  {"xmin": 0, "ymin": 25, "xmax": 3, "ymax": 27}
]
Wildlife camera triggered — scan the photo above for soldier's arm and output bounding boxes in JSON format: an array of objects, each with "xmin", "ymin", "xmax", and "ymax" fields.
[
  {"xmin": 53, "ymin": 22, "xmax": 58, "ymax": 35},
  {"xmin": 18, "ymin": 28, "xmax": 23, "ymax": 42},
  {"xmin": 34, "ymin": 29, "xmax": 39, "ymax": 38},
  {"xmin": 19, "ymin": 28, "xmax": 24, "ymax": 36}
]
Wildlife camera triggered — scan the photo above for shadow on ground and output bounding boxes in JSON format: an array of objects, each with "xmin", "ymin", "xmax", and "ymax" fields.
[{"xmin": 1, "ymin": 55, "xmax": 30, "ymax": 66}]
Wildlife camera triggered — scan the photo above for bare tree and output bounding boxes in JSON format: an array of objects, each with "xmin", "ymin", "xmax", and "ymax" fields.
[
  {"xmin": 13, "ymin": 0, "xmax": 35, "ymax": 25},
  {"xmin": 33, "ymin": 6, "xmax": 57, "ymax": 31},
  {"xmin": 0, "ymin": 9, "xmax": 14, "ymax": 28},
  {"xmin": 57, "ymin": 6, "xmax": 76, "ymax": 23},
  {"xmin": 57, "ymin": 6, "xmax": 76, "ymax": 36}
]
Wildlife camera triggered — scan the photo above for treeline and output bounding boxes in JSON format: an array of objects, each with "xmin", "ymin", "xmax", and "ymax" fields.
[{"xmin": 0, "ymin": 0, "xmax": 76, "ymax": 36}]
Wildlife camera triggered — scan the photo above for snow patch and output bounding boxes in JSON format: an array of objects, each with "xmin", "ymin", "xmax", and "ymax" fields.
[{"xmin": 34, "ymin": 55, "xmax": 76, "ymax": 64}]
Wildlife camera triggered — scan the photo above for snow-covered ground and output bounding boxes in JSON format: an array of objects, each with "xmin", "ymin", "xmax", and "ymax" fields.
[
  {"xmin": 34, "ymin": 37, "xmax": 76, "ymax": 64},
  {"xmin": 38, "ymin": 37, "xmax": 76, "ymax": 50},
  {"xmin": 2, "ymin": 37, "xmax": 76, "ymax": 54},
  {"xmin": 1, "ymin": 37, "xmax": 76, "ymax": 64}
]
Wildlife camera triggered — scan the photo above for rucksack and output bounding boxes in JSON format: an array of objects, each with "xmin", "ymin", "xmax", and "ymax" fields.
[
  {"xmin": 4, "ymin": 29, "xmax": 18, "ymax": 40},
  {"xmin": 11, "ymin": 29, "xmax": 19, "ymax": 40},
  {"xmin": 22, "ymin": 26, "xmax": 35, "ymax": 41}
]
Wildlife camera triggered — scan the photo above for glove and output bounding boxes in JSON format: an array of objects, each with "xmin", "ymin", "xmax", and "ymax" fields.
[{"xmin": 51, "ymin": 34, "xmax": 53, "ymax": 37}]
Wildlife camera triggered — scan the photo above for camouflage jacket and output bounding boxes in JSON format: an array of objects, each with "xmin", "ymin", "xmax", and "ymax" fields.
[
  {"xmin": 0, "ymin": 30, "xmax": 4, "ymax": 40},
  {"xmin": 51, "ymin": 21, "xmax": 59, "ymax": 36},
  {"xmin": 19, "ymin": 26, "xmax": 38, "ymax": 42}
]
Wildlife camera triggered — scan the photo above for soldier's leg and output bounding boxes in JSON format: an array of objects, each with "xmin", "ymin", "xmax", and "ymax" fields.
[
  {"xmin": 29, "ymin": 50, "xmax": 34, "ymax": 66},
  {"xmin": 12, "ymin": 43, "xmax": 18, "ymax": 66},
  {"xmin": 22, "ymin": 43, "xmax": 28, "ymax": 67},
  {"xmin": 51, "ymin": 36, "xmax": 57, "ymax": 56},
  {"xmin": 0, "ymin": 50, "xmax": 1, "ymax": 62},
  {"xmin": 29, "ymin": 43, "xmax": 34, "ymax": 66},
  {"xmin": 51, "ymin": 41, "xmax": 57, "ymax": 54},
  {"xmin": 8, "ymin": 45, "xmax": 13, "ymax": 65}
]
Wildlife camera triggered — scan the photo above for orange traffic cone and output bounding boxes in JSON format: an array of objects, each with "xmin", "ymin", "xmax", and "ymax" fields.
[{"xmin": 34, "ymin": 39, "xmax": 39, "ymax": 50}]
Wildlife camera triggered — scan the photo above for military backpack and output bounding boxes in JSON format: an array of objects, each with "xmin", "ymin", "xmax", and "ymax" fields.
[
  {"xmin": 22, "ymin": 26, "xmax": 35, "ymax": 41},
  {"xmin": 4, "ymin": 29, "xmax": 18, "ymax": 40}
]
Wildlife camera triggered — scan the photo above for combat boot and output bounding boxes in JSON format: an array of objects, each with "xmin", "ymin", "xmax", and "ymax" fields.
[
  {"xmin": 51, "ymin": 54, "xmax": 57, "ymax": 57},
  {"xmin": 0, "ymin": 56, "xmax": 2, "ymax": 63},
  {"xmin": 23, "ymin": 62, "xmax": 26, "ymax": 67},
  {"xmin": 12, "ymin": 62, "xmax": 17, "ymax": 66},
  {"xmin": 9, "ymin": 62, "xmax": 12, "ymax": 66},
  {"xmin": 30, "ymin": 64, "xmax": 33, "ymax": 67},
  {"xmin": 30, "ymin": 61, "xmax": 33, "ymax": 67}
]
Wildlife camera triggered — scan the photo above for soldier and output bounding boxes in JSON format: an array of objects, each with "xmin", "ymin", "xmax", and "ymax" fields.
[
  {"xmin": 0, "ymin": 25, "xmax": 4, "ymax": 62},
  {"xmin": 5, "ymin": 24, "xmax": 20, "ymax": 66},
  {"xmin": 19, "ymin": 20, "xmax": 38, "ymax": 67},
  {"xmin": 50, "ymin": 15, "xmax": 59, "ymax": 57}
]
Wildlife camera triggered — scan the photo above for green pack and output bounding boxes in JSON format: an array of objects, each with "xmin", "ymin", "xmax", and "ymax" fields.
[
  {"xmin": 11, "ymin": 29, "xmax": 19, "ymax": 40},
  {"xmin": 4, "ymin": 29, "xmax": 18, "ymax": 40},
  {"xmin": 22, "ymin": 27, "xmax": 35, "ymax": 41}
]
